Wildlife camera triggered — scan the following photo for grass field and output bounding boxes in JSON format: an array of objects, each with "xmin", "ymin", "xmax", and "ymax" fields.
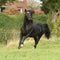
[{"xmin": 0, "ymin": 36, "xmax": 60, "ymax": 60}]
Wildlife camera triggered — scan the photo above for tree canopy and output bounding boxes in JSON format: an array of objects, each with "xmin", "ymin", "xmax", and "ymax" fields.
[
  {"xmin": 41, "ymin": 0, "xmax": 60, "ymax": 14},
  {"xmin": 0, "ymin": 0, "xmax": 15, "ymax": 5}
]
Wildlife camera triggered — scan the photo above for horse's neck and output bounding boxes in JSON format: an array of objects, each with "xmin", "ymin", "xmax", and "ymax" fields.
[
  {"xmin": 23, "ymin": 17, "xmax": 33, "ymax": 26},
  {"xmin": 23, "ymin": 18, "xmax": 27, "ymax": 26}
]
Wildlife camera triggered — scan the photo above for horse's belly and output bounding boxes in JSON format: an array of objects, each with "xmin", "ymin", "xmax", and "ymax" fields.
[
  {"xmin": 30, "ymin": 30, "xmax": 41, "ymax": 37},
  {"xmin": 30, "ymin": 27, "xmax": 43, "ymax": 37}
]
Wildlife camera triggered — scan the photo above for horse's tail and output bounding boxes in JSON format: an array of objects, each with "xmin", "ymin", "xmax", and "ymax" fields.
[{"xmin": 44, "ymin": 24, "xmax": 51, "ymax": 39}]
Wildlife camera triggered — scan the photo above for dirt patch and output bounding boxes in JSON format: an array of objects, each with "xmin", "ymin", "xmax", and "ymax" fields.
[{"xmin": 6, "ymin": 38, "xmax": 34, "ymax": 48}]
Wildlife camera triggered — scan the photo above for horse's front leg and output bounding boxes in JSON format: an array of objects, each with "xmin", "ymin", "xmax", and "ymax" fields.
[
  {"xmin": 18, "ymin": 35, "xmax": 28, "ymax": 49},
  {"xmin": 18, "ymin": 31, "xmax": 30, "ymax": 49},
  {"xmin": 18, "ymin": 34, "xmax": 23, "ymax": 49}
]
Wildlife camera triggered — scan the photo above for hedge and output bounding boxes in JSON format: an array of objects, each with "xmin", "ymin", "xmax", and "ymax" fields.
[{"xmin": 0, "ymin": 13, "xmax": 60, "ymax": 44}]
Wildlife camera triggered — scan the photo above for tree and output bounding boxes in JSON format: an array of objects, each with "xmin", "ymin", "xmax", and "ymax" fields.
[
  {"xmin": 0, "ymin": 0, "xmax": 15, "ymax": 5},
  {"xmin": 0, "ymin": 0, "xmax": 7, "ymax": 5},
  {"xmin": 27, "ymin": 0, "xmax": 38, "ymax": 9},
  {"xmin": 41, "ymin": 0, "xmax": 60, "ymax": 22},
  {"xmin": 41, "ymin": 0, "xmax": 60, "ymax": 14},
  {"xmin": 41, "ymin": 0, "xmax": 60, "ymax": 36}
]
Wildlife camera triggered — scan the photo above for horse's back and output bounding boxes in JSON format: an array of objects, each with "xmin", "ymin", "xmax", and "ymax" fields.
[
  {"xmin": 31, "ymin": 22, "xmax": 44, "ymax": 36},
  {"xmin": 32, "ymin": 22, "xmax": 43, "ymax": 30}
]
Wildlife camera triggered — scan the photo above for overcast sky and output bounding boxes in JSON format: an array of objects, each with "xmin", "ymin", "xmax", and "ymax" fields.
[
  {"xmin": 37, "ymin": 0, "xmax": 40, "ymax": 2},
  {"xmin": 36, "ymin": 0, "xmax": 42, "ymax": 3}
]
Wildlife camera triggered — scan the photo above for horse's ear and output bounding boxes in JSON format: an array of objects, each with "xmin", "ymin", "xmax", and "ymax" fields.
[
  {"xmin": 25, "ymin": 9, "xmax": 27, "ymax": 12},
  {"xmin": 32, "ymin": 10, "xmax": 35, "ymax": 14}
]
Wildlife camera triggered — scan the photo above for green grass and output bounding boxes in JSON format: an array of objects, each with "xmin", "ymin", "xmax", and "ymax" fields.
[
  {"xmin": 0, "ymin": 37, "xmax": 60, "ymax": 60},
  {"xmin": 0, "ymin": 13, "xmax": 23, "ymax": 30}
]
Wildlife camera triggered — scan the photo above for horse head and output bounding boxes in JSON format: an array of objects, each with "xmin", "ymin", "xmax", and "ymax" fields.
[{"xmin": 24, "ymin": 9, "xmax": 34, "ymax": 21}]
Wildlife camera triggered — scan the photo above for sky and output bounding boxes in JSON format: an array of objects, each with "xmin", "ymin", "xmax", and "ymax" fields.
[
  {"xmin": 36, "ymin": 0, "xmax": 42, "ymax": 3},
  {"xmin": 37, "ymin": 0, "xmax": 40, "ymax": 2}
]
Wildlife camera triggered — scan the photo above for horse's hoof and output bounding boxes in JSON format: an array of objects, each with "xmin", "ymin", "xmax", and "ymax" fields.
[
  {"xmin": 34, "ymin": 45, "xmax": 36, "ymax": 49},
  {"xmin": 18, "ymin": 47, "xmax": 20, "ymax": 49},
  {"xmin": 18, "ymin": 44, "xmax": 23, "ymax": 49}
]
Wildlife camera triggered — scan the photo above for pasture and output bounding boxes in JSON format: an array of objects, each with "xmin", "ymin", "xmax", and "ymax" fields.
[
  {"xmin": 0, "ymin": 36, "xmax": 60, "ymax": 60},
  {"xmin": 0, "ymin": 12, "xmax": 60, "ymax": 60}
]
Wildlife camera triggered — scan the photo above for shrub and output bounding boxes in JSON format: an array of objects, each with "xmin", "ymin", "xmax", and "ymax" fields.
[
  {"xmin": 0, "ymin": 13, "xmax": 23, "ymax": 44},
  {"xmin": 33, "ymin": 14, "xmax": 48, "ymax": 23},
  {"xmin": 3, "ymin": 8, "xmax": 19, "ymax": 15}
]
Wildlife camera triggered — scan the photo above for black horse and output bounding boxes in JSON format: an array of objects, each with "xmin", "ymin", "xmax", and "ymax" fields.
[{"xmin": 18, "ymin": 9, "xmax": 50, "ymax": 49}]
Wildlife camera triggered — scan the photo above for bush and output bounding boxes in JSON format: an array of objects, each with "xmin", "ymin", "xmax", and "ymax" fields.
[
  {"xmin": 33, "ymin": 14, "xmax": 48, "ymax": 23},
  {"xmin": 0, "ymin": 13, "xmax": 23, "ymax": 44},
  {"xmin": 52, "ymin": 16, "xmax": 60, "ymax": 36},
  {"xmin": 3, "ymin": 8, "xmax": 19, "ymax": 15}
]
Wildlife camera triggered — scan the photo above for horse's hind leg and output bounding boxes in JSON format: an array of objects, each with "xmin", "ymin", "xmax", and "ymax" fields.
[
  {"xmin": 34, "ymin": 36, "xmax": 40, "ymax": 48},
  {"xmin": 34, "ymin": 37, "xmax": 38, "ymax": 48}
]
